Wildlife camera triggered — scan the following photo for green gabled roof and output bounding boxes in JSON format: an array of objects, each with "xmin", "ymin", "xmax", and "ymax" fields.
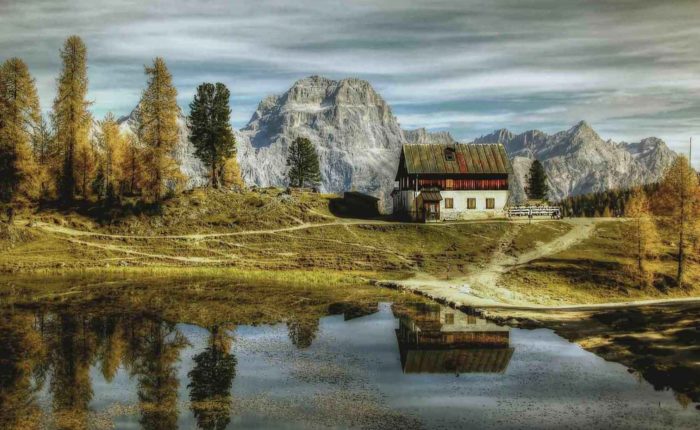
[{"xmin": 399, "ymin": 143, "xmax": 512, "ymax": 176}]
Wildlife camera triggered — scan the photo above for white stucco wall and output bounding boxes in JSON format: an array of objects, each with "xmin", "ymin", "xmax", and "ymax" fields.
[
  {"xmin": 439, "ymin": 190, "xmax": 509, "ymax": 220},
  {"xmin": 393, "ymin": 189, "xmax": 509, "ymax": 220}
]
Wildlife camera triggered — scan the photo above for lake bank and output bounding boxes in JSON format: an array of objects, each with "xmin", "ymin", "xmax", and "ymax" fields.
[{"xmin": 1, "ymin": 275, "xmax": 698, "ymax": 429}]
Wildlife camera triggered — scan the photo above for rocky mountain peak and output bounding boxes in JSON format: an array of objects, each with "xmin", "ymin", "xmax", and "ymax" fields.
[
  {"xmin": 565, "ymin": 120, "xmax": 601, "ymax": 143},
  {"xmin": 476, "ymin": 122, "xmax": 676, "ymax": 203},
  {"xmin": 235, "ymin": 75, "xmax": 405, "ymax": 207},
  {"xmin": 404, "ymin": 128, "xmax": 457, "ymax": 145}
]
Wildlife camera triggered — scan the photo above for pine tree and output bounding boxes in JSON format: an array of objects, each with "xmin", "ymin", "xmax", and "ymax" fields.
[
  {"xmin": 137, "ymin": 58, "xmax": 181, "ymax": 202},
  {"xmin": 0, "ymin": 58, "xmax": 42, "ymax": 203},
  {"xmin": 658, "ymin": 156, "xmax": 699, "ymax": 287},
  {"xmin": 53, "ymin": 36, "xmax": 91, "ymax": 202},
  {"xmin": 625, "ymin": 189, "xmax": 659, "ymax": 288},
  {"xmin": 189, "ymin": 82, "xmax": 237, "ymax": 188},
  {"xmin": 525, "ymin": 159, "xmax": 549, "ymax": 201},
  {"xmin": 286, "ymin": 137, "xmax": 321, "ymax": 188}
]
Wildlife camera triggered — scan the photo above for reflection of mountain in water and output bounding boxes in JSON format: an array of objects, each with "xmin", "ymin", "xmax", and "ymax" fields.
[{"xmin": 393, "ymin": 303, "xmax": 514, "ymax": 374}]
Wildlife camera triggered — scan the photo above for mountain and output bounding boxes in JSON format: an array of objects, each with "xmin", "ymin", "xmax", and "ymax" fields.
[
  {"xmin": 235, "ymin": 75, "xmax": 405, "ymax": 208},
  {"xmin": 111, "ymin": 76, "xmax": 675, "ymax": 209},
  {"xmin": 474, "ymin": 121, "xmax": 676, "ymax": 202}
]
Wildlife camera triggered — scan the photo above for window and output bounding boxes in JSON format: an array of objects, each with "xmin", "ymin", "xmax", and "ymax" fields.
[
  {"xmin": 444, "ymin": 313, "xmax": 455, "ymax": 324},
  {"xmin": 467, "ymin": 198, "xmax": 476, "ymax": 209},
  {"xmin": 486, "ymin": 198, "xmax": 495, "ymax": 209},
  {"xmin": 445, "ymin": 179, "xmax": 454, "ymax": 190},
  {"xmin": 444, "ymin": 147, "xmax": 455, "ymax": 161},
  {"xmin": 444, "ymin": 198, "xmax": 454, "ymax": 209}
]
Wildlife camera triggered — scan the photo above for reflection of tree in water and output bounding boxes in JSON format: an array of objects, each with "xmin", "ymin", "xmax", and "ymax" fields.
[
  {"xmin": 126, "ymin": 316, "xmax": 189, "ymax": 430},
  {"xmin": 287, "ymin": 318, "xmax": 320, "ymax": 349},
  {"xmin": 46, "ymin": 313, "xmax": 96, "ymax": 430},
  {"xmin": 95, "ymin": 315, "xmax": 125, "ymax": 383},
  {"xmin": 188, "ymin": 325, "xmax": 237, "ymax": 430},
  {"xmin": 0, "ymin": 312, "xmax": 45, "ymax": 430}
]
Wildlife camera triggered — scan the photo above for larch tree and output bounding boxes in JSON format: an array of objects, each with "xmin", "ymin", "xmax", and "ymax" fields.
[
  {"xmin": 625, "ymin": 189, "xmax": 659, "ymax": 288},
  {"xmin": 189, "ymin": 82, "xmax": 237, "ymax": 188},
  {"xmin": 98, "ymin": 113, "xmax": 128, "ymax": 201},
  {"xmin": 52, "ymin": 35, "xmax": 91, "ymax": 202},
  {"xmin": 32, "ymin": 116, "xmax": 59, "ymax": 198},
  {"xmin": 122, "ymin": 134, "xmax": 143, "ymax": 196},
  {"xmin": 220, "ymin": 156, "xmax": 244, "ymax": 190},
  {"xmin": 286, "ymin": 137, "xmax": 321, "ymax": 188},
  {"xmin": 0, "ymin": 57, "xmax": 42, "ymax": 203},
  {"xmin": 75, "ymin": 138, "xmax": 97, "ymax": 199},
  {"xmin": 658, "ymin": 155, "xmax": 699, "ymax": 288},
  {"xmin": 525, "ymin": 159, "xmax": 549, "ymax": 201},
  {"xmin": 137, "ymin": 58, "xmax": 181, "ymax": 202}
]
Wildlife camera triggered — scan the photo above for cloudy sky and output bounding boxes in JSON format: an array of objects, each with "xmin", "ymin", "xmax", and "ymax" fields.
[{"xmin": 1, "ymin": 0, "xmax": 698, "ymax": 165}]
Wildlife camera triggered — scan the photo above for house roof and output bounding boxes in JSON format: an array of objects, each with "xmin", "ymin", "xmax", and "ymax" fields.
[
  {"xmin": 418, "ymin": 191, "xmax": 443, "ymax": 202},
  {"xmin": 398, "ymin": 143, "xmax": 512, "ymax": 177},
  {"xmin": 400, "ymin": 348, "xmax": 514, "ymax": 374}
]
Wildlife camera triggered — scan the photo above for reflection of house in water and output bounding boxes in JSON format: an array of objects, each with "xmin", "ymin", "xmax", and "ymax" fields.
[{"xmin": 393, "ymin": 303, "xmax": 514, "ymax": 374}]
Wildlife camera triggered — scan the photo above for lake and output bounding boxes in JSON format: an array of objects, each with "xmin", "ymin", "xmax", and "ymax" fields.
[{"xmin": 0, "ymin": 277, "xmax": 698, "ymax": 429}]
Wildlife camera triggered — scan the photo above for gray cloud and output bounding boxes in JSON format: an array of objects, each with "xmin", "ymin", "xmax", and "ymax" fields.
[{"xmin": 1, "ymin": 0, "xmax": 698, "ymax": 166}]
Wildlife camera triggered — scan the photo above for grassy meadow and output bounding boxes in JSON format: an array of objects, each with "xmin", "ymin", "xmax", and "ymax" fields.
[{"xmin": 0, "ymin": 188, "xmax": 697, "ymax": 304}]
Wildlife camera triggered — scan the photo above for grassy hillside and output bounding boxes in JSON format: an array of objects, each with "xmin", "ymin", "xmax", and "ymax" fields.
[
  {"xmin": 501, "ymin": 221, "xmax": 700, "ymax": 303},
  {"xmin": 1, "ymin": 188, "xmax": 697, "ymax": 304},
  {"xmin": 0, "ymin": 189, "xmax": 567, "ymax": 278}
]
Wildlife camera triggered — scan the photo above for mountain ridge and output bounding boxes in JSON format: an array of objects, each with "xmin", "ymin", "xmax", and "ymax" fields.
[
  {"xmin": 474, "ymin": 121, "xmax": 676, "ymax": 202},
  {"xmin": 111, "ymin": 75, "xmax": 676, "ymax": 208}
]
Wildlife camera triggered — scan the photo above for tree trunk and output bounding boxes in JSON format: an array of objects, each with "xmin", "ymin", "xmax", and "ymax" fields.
[
  {"xmin": 637, "ymin": 218, "xmax": 643, "ymax": 286},
  {"xmin": 677, "ymin": 172, "xmax": 686, "ymax": 288},
  {"xmin": 211, "ymin": 155, "xmax": 218, "ymax": 189}
]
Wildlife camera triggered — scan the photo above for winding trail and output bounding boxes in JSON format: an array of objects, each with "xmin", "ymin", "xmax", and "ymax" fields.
[
  {"xmin": 29, "ymin": 217, "xmax": 542, "ymax": 240},
  {"xmin": 377, "ymin": 219, "xmax": 607, "ymax": 308},
  {"xmin": 22, "ymin": 216, "xmax": 700, "ymax": 309},
  {"xmin": 29, "ymin": 217, "xmax": 534, "ymax": 265}
]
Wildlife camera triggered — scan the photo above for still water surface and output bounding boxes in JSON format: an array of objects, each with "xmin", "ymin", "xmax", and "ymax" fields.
[{"xmin": 2, "ymin": 300, "xmax": 699, "ymax": 429}]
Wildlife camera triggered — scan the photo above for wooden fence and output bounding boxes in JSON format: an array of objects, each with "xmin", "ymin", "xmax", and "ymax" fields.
[{"xmin": 507, "ymin": 205, "xmax": 562, "ymax": 219}]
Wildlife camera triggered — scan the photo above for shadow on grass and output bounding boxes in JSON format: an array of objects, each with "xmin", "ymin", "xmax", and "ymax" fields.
[
  {"xmin": 38, "ymin": 197, "xmax": 164, "ymax": 224},
  {"xmin": 328, "ymin": 197, "xmax": 385, "ymax": 220},
  {"xmin": 521, "ymin": 257, "xmax": 629, "ymax": 290}
]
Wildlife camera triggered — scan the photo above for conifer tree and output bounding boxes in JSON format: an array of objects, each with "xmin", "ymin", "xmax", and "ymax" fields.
[
  {"xmin": 525, "ymin": 159, "xmax": 549, "ymax": 201},
  {"xmin": 75, "ymin": 139, "xmax": 97, "ymax": 199},
  {"xmin": 137, "ymin": 58, "xmax": 181, "ymax": 202},
  {"xmin": 625, "ymin": 189, "xmax": 658, "ymax": 288},
  {"xmin": 32, "ymin": 116, "xmax": 59, "ymax": 198},
  {"xmin": 286, "ymin": 137, "xmax": 321, "ymax": 188},
  {"xmin": 53, "ymin": 36, "xmax": 91, "ymax": 202},
  {"xmin": 123, "ymin": 134, "xmax": 143, "ymax": 196},
  {"xmin": 658, "ymin": 155, "xmax": 699, "ymax": 287},
  {"xmin": 189, "ymin": 82, "xmax": 237, "ymax": 188},
  {"xmin": 99, "ymin": 113, "xmax": 128, "ymax": 200},
  {"xmin": 220, "ymin": 156, "xmax": 244, "ymax": 190},
  {"xmin": 0, "ymin": 58, "xmax": 41, "ymax": 202}
]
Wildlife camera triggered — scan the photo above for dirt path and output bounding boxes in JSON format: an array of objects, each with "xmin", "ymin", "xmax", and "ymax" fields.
[
  {"xmin": 28, "ymin": 217, "xmax": 546, "ymax": 240},
  {"xmin": 470, "ymin": 296, "xmax": 700, "ymax": 311},
  {"xmin": 30, "ymin": 217, "xmax": 529, "ymax": 265},
  {"xmin": 378, "ymin": 218, "xmax": 603, "ymax": 308},
  {"xmin": 65, "ymin": 237, "xmax": 231, "ymax": 264}
]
